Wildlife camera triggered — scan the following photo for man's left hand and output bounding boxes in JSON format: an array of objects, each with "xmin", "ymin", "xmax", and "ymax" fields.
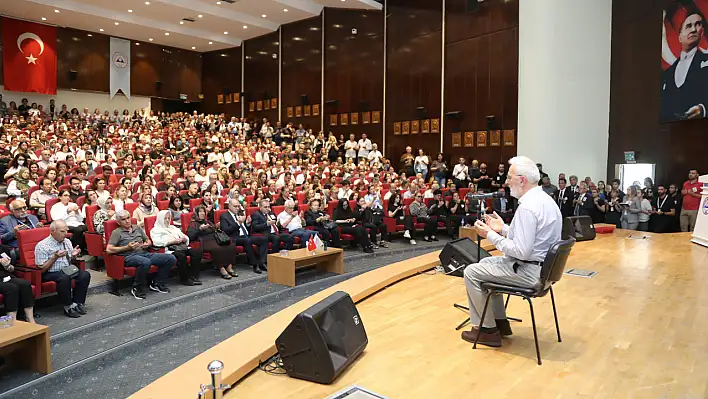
[
  {"xmin": 474, "ymin": 220, "xmax": 491, "ymax": 239},
  {"xmin": 686, "ymin": 105, "xmax": 704, "ymax": 119},
  {"xmin": 71, "ymin": 246, "xmax": 81, "ymax": 257}
]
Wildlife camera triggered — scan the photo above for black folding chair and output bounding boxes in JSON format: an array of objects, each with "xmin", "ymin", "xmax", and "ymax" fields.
[{"xmin": 473, "ymin": 238, "xmax": 575, "ymax": 365}]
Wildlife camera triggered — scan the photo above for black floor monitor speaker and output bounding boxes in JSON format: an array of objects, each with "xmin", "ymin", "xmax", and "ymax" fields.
[
  {"xmin": 276, "ymin": 291, "xmax": 368, "ymax": 384},
  {"xmin": 563, "ymin": 216, "xmax": 596, "ymax": 241},
  {"xmin": 439, "ymin": 237, "xmax": 491, "ymax": 277}
]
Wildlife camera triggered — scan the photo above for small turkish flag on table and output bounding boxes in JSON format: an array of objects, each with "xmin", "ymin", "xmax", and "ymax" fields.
[{"xmin": 2, "ymin": 17, "xmax": 57, "ymax": 94}]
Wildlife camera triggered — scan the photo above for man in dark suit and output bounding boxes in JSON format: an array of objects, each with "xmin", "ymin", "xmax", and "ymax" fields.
[
  {"xmin": 492, "ymin": 187, "xmax": 514, "ymax": 223},
  {"xmin": 554, "ymin": 178, "xmax": 574, "ymax": 218},
  {"xmin": 250, "ymin": 198, "xmax": 290, "ymax": 254},
  {"xmin": 220, "ymin": 199, "xmax": 268, "ymax": 274},
  {"xmin": 661, "ymin": 9, "xmax": 708, "ymax": 122}
]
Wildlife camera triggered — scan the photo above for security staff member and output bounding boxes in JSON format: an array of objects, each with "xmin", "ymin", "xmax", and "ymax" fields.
[{"xmin": 651, "ymin": 185, "xmax": 676, "ymax": 233}]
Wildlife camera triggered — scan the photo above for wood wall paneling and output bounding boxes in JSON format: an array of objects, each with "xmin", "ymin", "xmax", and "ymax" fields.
[
  {"xmin": 56, "ymin": 28, "xmax": 109, "ymax": 92},
  {"xmin": 201, "ymin": 46, "xmax": 243, "ymax": 117},
  {"xmin": 443, "ymin": 0, "xmax": 519, "ymax": 165},
  {"xmin": 281, "ymin": 15, "xmax": 323, "ymax": 131},
  {"xmin": 244, "ymin": 31, "xmax": 280, "ymax": 123},
  {"xmin": 324, "ymin": 8, "xmax": 384, "ymax": 147},
  {"xmin": 385, "ymin": 0, "xmax": 443, "ymax": 163},
  {"xmin": 608, "ymin": 0, "xmax": 706, "ymax": 185}
]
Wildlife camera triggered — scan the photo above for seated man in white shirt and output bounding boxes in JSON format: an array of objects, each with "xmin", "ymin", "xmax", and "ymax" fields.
[
  {"xmin": 367, "ymin": 143, "xmax": 383, "ymax": 165},
  {"xmin": 461, "ymin": 156, "xmax": 562, "ymax": 348},
  {"xmin": 337, "ymin": 180, "xmax": 354, "ymax": 200},
  {"xmin": 276, "ymin": 200, "xmax": 318, "ymax": 249},
  {"xmin": 402, "ymin": 182, "xmax": 419, "ymax": 199}
]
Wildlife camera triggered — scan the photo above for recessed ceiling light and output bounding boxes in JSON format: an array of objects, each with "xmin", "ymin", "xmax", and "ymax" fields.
[
  {"xmin": 165, "ymin": 32, "xmax": 169, "ymax": 35},
  {"xmin": 283, "ymin": 8, "xmax": 289, "ymax": 12},
  {"xmin": 191, "ymin": 46, "xmax": 196, "ymax": 50},
  {"xmin": 216, "ymin": 1, "xmax": 221, "ymax": 4},
  {"xmin": 41, "ymin": 17, "xmax": 47, "ymax": 21},
  {"xmin": 221, "ymin": 53, "xmax": 226, "ymax": 57},
  {"xmin": 87, "ymin": 34, "xmax": 92, "ymax": 37},
  {"xmin": 54, "ymin": 9, "xmax": 60, "ymax": 13},
  {"xmin": 149, "ymin": 38, "xmax": 153, "ymax": 41},
  {"xmin": 208, "ymin": 41, "xmax": 213, "ymax": 44},
  {"xmin": 224, "ymin": 31, "xmax": 228, "ymax": 34},
  {"xmin": 145, "ymin": 1, "xmax": 150, "ymax": 4},
  {"xmin": 100, "ymin": 28, "xmax": 104, "ymax": 32},
  {"xmin": 114, "ymin": 22, "xmax": 119, "ymax": 25},
  {"xmin": 243, "ymin": 25, "xmax": 247, "ymax": 29},
  {"xmin": 180, "ymin": 21, "xmax": 184, "ymax": 24},
  {"xmin": 128, "ymin": 9, "xmax": 133, "ymax": 12},
  {"xmin": 262, "ymin": 14, "xmax": 267, "ymax": 18},
  {"xmin": 135, "ymin": 43, "xmax": 140, "ymax": 45},
  {"xmin": 198, "ymin": 14, "xmax": 203, "ymax": 18}
]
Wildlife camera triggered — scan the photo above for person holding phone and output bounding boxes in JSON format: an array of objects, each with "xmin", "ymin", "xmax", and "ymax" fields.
[{"xmin": 34, "ymin": 220, "xmax": 91, "ymax": 318}]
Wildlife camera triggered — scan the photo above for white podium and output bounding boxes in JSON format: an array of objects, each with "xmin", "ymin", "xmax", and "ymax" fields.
[{"xmin": 691, "ymin": 174, "xmax": 708, "ymax": 248}]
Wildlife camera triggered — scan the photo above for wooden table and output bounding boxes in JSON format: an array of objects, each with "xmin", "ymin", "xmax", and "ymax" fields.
[
  {"xmin": 458, "ymin": 225, "xmax": 478, "ymax": 241},
  {"xmin": 0, "ymin": 321, "xmax": 51, "ymax": 374},
  {"xmin": 267, "ymin": 247, "xmax": 344, "ymax": 287}
]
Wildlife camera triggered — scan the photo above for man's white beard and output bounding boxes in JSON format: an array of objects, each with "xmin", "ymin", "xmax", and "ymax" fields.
[{"xmin": 510, "ymin": 186, "xmax": 522, "ymax": 199}]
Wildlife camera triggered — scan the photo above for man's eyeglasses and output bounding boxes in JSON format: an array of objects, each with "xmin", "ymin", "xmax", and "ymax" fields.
[
  {"xmin": 415, "ymin": 196, "xmax": 423, "ymax": 199},
  {"xmin": 12, "ymin": 206, "xmax": 27, "ymax": 211},
  {"xmin": 119, "ymin": 217, "xmax": 130, "ymax": 221}
]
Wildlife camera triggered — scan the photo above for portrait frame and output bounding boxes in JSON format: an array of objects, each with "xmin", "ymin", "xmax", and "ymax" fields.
[
  {"xmin": 217, "ymin": 94, "xmax": 224, "ymax": 104},
  {"xmin": 340, "ymin": 113, "xmax": 349, "ymax": 125},
  {"xmin": 431, "ymin": 118, "xmax": 440, "ymax": 133},
  {"xmin": 451, "ymin": 132, "xmax": 462, "ymax": 148},
  {"xmin": 362, "ymin": 111, "xmax": 371, "ymax": 124},
  {"xmin": 233, "ymin": 93, "xmax": 240, "ymax": 103},
  {"xmin": 422, "ymin": 119, "xmax": 430, "ymax": 133},
  {"xmin": 490, "ymin": 130, "xmax": 501, "ymax": 146},
  {"xmin": 411, "ymin": 120, "xmax": 420, "ymax": 134},
  {"xmin": 263, "ymin": 99, "xmax": 270, "ymax": 110},
  {"xmin": 313, "ymin": 104, "xmax": 320, "ymax": 116},
  {"xmin": 330, "ymin": 114, "xmax": 338, "ymax": 126},
  {"xmin": 350, "ymin": 112, "xmax": 359, "ymax": 125},
  {"xmin": 249, "ymin": 102, "xmax": 255, "ymax": 112},
  {"xmin": 464, "ymin": 132, "xmax": 475, "ymax": 147},
  {"xmin": 304, "ymin": 105, "xmax": 311, "ymax": 116},
  {"xmin": 287, "ymin": 107, "xmax": 294, "ymax": 118},
  {"xmin": 295, "ymin": 106, "xmax": 302, "ymax": 117},
  {"xmin": 393, "ymin": 122, "xmax": 401, "ymax": 135},
  {"xmin": 257, "ymin": 100, "xmax": 263, "ymax": 111},
  {"xmin": 372, "ymin": 111, "xmax": 381, "ymax": 124},
  {"xmin": 225, "ymin": 93, "xmax": 232, "ymax": 104},
  {"xmin": 503, "ymin": 129, "xmax": 515, "ymax": 146},
  {"xmin": 402, "ymin": 121, "xmax": 410, "ymax": 135},
  {"xmin": 476, "ymin": 131, "xmax": 487, "ymax": 147},
  {"xmin": 271, "ymin": 98, "xmax": 277, "ymax": 108}
]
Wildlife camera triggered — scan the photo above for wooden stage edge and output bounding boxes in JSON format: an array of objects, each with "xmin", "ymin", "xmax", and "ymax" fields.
[{"xmin": 130, "ymin": 240, "xmax": 496, "ymax": 399}]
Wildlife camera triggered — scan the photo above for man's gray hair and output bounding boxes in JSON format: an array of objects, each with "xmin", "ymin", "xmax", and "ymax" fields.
[
  {"xmin": 284, "ymin": 199, "xmax": 296, "ymax": 208},
  {"xmin": 9, "ymin": 199, "xmax": 26, "ymax": 211},
  {"xmin": 115, "ymin": 210, "xmax": 131, "ymax": 220},
  {"xmin": 50, "ymin": 220, "xmax": 66, "ymax": 232},
  {"xmin": 508, "ymin": 156, "xmax": 540, "ymax": 184}
]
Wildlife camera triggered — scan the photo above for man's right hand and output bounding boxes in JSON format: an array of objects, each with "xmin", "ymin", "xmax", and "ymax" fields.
[
  {"xmin": 55, "ymin": 250, "xmax": 68, "ymax": 258},
  {"xmin": 13, "ymin": 224, "xmax": 25, "ymax": 233},
  {"xmin": 128, "ymin": 242, "xmax": 140, "ymax": 249}
]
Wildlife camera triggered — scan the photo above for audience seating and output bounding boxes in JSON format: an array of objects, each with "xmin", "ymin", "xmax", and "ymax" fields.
[{"xmin": 44, "ymin": 198, "xmax": 60, "ymax": 222}]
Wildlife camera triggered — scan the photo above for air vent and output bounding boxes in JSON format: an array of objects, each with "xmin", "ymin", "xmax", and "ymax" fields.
[
  {"xmin": 182, "ymin": 18, "xmax": 195, "ymax": 22},
  {"xmin": 222, "ymin": 0, "xmax": 238, "ymax": 3}
]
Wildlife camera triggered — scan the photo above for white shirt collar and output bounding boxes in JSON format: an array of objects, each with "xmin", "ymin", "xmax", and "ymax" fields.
[{"xmin": 681, "ymin": 46, "xmax": 698, "ymax": 61}]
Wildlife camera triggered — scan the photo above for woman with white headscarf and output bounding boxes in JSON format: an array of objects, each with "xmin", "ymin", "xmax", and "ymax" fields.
[
  {"xmin": 93, "ymin": 196, "xmax": 115, "ymax": 234},
  {"xmin": 150, "ymin": 210, "xmax": 203, "ymax": 286}
]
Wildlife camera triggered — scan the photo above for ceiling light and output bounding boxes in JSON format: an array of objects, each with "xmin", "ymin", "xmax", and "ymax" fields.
[
  {"xmin": 191, "ymin": 46, "xmax": 196, "ymax": 50},
  {"xmin": 209, "ymin": 41, "xmax": 213, "ymax": 44},
  {"xmin": 216, "ymin": 1, "xmax": 221, "ymax": 4},
  {"xmin": 165, "ymin": 32, "xmax": 170, "ymax": 35},
  {"xmin": 180, "ymin": 21, "xmax": 184, "ymax": 24},
  {"xmin": 41, "ymin": 17, "xmax": 47, "ymax": 21},
  {"xmin": 283, "ymin": 9, "xmax": 289, "ymax": 12},
  {"xmin": 114, "ymin": 22, "xmax": 119, "ymax": 25},
  {"xmin": 149, "ymin": 38, "xmax": 153, "ymax": 41},
  {"xmin": 262, "ymin": 14, "xmax": 267, "ymax": 18},
  {"xmin": 128, "ymin": 9, "xmax": 133, "ymax": 12},
  {"xmin": 224, "ymin": 31, "xmax": 228, "ymax": 34},
  {"xmin": 87, "ymin": 34, "xmax": 92, "ymax": 37},
  {"xmin": 100, "ymin": 28, "xmax": 104, "ymax": 32},
  {"xmin": 145, "ymin": 1, "xmax": 150, "ymax": 4},
  {"xmin": 221, "ymin": 53, "xmax": 226, "ymax": 57},
  {"xmin": 54, "ymin": 9, "xmax": 60, "ymax": 13},
  {"xmin": 243, "ymin": 25, "xmax": 247, "ymax": 29},
  {"xmin": 293, "ymin": 37, "xmax": 302, "ymax": 41},
  {"xmin": 135, "ymin": 43, "xmax": 140, "ymax": 45},
  {"xmin": 198, "ymin": 14, "xmax": 203, "ymax": 18}
]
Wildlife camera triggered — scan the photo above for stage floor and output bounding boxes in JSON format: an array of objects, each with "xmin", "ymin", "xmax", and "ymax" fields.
[{"xmin": 229, "ymin": 231, "xmax": 708, "ymax": 399}]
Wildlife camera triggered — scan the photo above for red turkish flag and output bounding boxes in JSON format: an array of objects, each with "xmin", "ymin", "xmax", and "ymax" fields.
[{"xmin": 2, "ymin": 17, "xmax": 57, "ymax": 94}]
